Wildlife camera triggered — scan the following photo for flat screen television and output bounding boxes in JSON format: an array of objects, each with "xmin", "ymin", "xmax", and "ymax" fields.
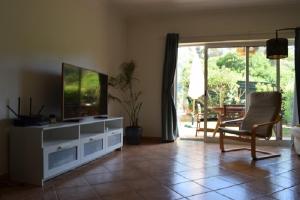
[{"xmin": 62, "ymin": 63, "xmax": 108, "ymax": 120}]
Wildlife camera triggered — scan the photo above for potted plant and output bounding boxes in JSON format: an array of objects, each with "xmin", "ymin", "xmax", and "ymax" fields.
[{"xmin": 109, "ymin": 61, "xmax": 143, "ymax": 144}]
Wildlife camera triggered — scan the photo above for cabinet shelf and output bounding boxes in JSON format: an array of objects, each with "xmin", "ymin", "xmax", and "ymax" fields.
[
  {"xmin": 106, "ymin": 128, "xmax": 122, "ymax": 132},
  {"xmin": 80, "ymin": 132, "xmax": 104, "ymax": 139},
  {"xmin": 43, "ymin": 139, "xmax": 79, "ymax": 148}
]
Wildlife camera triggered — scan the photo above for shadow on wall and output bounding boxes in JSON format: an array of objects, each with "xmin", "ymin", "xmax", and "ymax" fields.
[
  {"xmin": 0, "ymin": 67, "xmax": 61, "ymax": 175},
  {"xmin": 0, "ymin": 119, "xmax": 13, "ymax": 176},
  {"xmin": 18, "ymin": 67, "xmax": 61, "ymax": 119}
]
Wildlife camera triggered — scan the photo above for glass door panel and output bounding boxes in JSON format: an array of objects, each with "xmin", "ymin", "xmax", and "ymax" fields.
[
  {"xmin": 249, "ymin": 47, "xmax": 277, "ymax": 92},
  {"xmin": 176, "ymin": 46, "xmax": 205, "ymax": 139},
  {"xmin": 206, "ymin": 47, "xmax": 246, "ymax": 138},
  {"xmin": 248, "ymin": 46, "xmax": 278, "ymax": 139},
  {"xmin": 176, "ymin": 43, "xmax": 294, "ymax": 141},
  {"xmin": 280, "ymin": 46, "xmax": 295, "ymax": 139}
]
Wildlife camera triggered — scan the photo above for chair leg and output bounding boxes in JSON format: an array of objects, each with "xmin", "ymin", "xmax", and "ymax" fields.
[
  {"xmin": 213, "ymin": 119, "xmax": 220, "ymax": 137},
  {"xmin": 195, "ymin": 121, "xmax": 199, "ymax": 137},
  {"xmin": 251, "ymin": 135, "xmax": 256, "ymax": 160},
  {"xmin": 219, "ymin": 131, "xmax": 225, "ymax": 152},
  {"xmin": 220, "ymin": 135, "xmax": 280, "ymax": 160}
]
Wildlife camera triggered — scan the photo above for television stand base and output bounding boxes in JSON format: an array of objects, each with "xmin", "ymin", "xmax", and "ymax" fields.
[
  {"xmin": 94, "ymin": 116, "xmax": 108, "ymax": 119},
  {"xmin": 64, "ymin": 119, "xmax": 81, "ymax": 123}
]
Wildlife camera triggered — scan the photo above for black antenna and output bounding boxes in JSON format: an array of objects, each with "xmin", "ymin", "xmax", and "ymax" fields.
[
  {"xmin": 38, "ymin": 105, "xmax": 45, "ymax": 115},
  {"xmin": 29, "ymin": 97, "xmax": 32, "ymax": 117},
  {"xmin": 18, "ymin": 97, "xmax": 20, "ymax": 117},
  {"xmin": 6, "ymin": 105, "xmax": 18, "ymax": 117}
]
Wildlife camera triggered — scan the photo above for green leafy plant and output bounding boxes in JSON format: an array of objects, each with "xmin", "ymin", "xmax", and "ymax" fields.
[{"xmin": 109, "ymin": 61, "xmax": 142, "ymax": 127}]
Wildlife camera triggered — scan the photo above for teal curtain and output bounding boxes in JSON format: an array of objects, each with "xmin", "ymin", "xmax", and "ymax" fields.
[{"xmin": 161, "ymin": 33, "xmax": 179, "ymax": 142}]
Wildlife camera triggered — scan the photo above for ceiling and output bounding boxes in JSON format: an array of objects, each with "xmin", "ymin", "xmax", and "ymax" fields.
[{"xmin": 110, "ymin": 0, "xmax": 299, "ymax": 17}]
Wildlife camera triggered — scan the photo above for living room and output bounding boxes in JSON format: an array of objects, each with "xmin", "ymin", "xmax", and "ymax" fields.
[{"xmin": 1, "ymin": 0, "xmax": 300, "ymax": 199}]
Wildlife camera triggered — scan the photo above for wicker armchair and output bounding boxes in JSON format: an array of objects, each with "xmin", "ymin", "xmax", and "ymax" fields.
[{"xmin": 219, "ymin": 92, "xmax": 281, "ymax": 160}]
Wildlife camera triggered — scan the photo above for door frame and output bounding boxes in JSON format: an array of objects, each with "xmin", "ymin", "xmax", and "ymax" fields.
[
  {"xmin": 177, "ymin": 39, "xmax": 293, "ymax": 142},
  {"xmin": 203, "ymin": 41, "xmax": 280, "ymax": 141}
]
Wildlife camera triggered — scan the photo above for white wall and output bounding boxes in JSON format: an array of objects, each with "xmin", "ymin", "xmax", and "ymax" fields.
[
  {"xmin": 127, "ymin": 5, "xmax": 300, "ymax": 138},
  {"xmin": 0, "ymin": 0, "xmax": 127, "ymax": 175}
]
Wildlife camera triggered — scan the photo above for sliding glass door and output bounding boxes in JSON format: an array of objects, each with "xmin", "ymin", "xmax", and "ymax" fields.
[
  {"xmin": 280, "ymin": 46, "xmax": 295, "ymax": 139},
  {"xmin": 206, "ymin": 47, "xmax": 246, "ymax": 138},
  {"xmin": 176, "ymin": 46, "xmax": 205, "ymax": 138},
  {"xmin": 176, "ymin": 41, "xmax": 294, "ymax": 141},
  {"xmin": 249, "ymin": 46, "xmax": 277, "ymax": 93}
]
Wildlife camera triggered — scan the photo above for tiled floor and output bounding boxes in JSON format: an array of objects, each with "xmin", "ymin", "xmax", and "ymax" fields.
[{"xmin": 1, "ymin": 140, "xmax": 300, "ymax": 200}]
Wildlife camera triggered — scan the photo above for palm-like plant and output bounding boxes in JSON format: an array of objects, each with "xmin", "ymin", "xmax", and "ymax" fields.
[{"xmin": 109, "ymin": 61, "xmax": 142, "ymax": 127}]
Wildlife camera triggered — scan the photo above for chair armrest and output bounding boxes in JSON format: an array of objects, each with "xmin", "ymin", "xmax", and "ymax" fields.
[
  {"xmin": 252, "ymin": 115, "xmax": 281, "ymax": 130},
  {"xmin": 251, "ymin": 117, "xmax": 281, "ymax": 137},
  {"xmin": 220, "ymin": 118, "xmax": 244, "ymax": 127},
  {"xmin": 252, "ymin": 121, "xmax": 278, "ymax": 130}
]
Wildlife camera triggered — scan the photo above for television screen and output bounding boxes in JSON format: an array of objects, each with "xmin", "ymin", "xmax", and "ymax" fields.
[{"xmin": 62, "ymin": 63, "xmax": 107, "ymax": 120}]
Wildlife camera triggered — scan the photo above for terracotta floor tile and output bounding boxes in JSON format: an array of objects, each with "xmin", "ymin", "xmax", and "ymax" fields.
[
  {"xmin": 198, "ymin": 166, "xmax": 229, "ymax": 177},
  {"xmin": 271, "ymin": 188, "xmax": 300, "ymax": 200},
  {"xmin": 278, "ymin": 170, "xmax": 300, "ymax": 179},
  {"xmin": 52, "ymin": 176, "xmax": 89, "ymax": 189},
  {"xmin": 170, "ymin": 181, "xmax": 210, "ymax": 197},
  {"xmin": 93, "ymin": 182, "xmax": 132, "ymax": 196},
  {"xmin": 195, "ymin": 176, "xmax": 236, "ymax": 190},
  {"xmin": 253, "ymin": 196, "xmax": 276, "ymax": 200},
  {"xmin": 143, "ymin": 167, "xmax": 178, "ymax": 177},
  {"xmin": 184, "ymin": 161, "xmax": 207, "ymax": 169},
  {"xmin": 241, "ymin": 179, "xmax": 284, "ymax": 194},
  {"xmin": 265, "ymin": 175, "xmax": 300, "ymax": 188},
  {"xmin": 56, "ymin": 186, "xmax": 99, "ymax": 200},
  {"xmin": 218, "ymin": 172, "xmax": 253, "ymax": 184},
  {"xmin": 104, "ymin": 163, "xmax": 136, "ymax": 172},
  {"xmin": 171, "ymin": 164, "xmax": 194, "ymax": 173},
  {"xmin": 125, "ymin": 177, "xmax": 161, "ymax": 190},
  {"xmin": 177, "ymin": 170, "xmax": 206, "ymax": 180},
  {"xmin": 217, "ymin": 185, "xmax": 265, "ymax": 200},
  {"xmin": 259, "ymin": 165, "xmax": 291, "ymax": 175},
  {"xmin": 84, "ymin": 172, "xmax": 119, "ymax": 185},
  {"xmin": 187, "ymin": 191, "xmax": 231, "ymax": 200},
  {"xmin": 2, "ymin": 141, "xmax": 298, "ymax": 200},
  {"xmin": 78, "ymin": 164, "xmax": 110, "ymax": 175},
  {"xmin": 113, "ymin": 169, "xmax": 146, "ymax": 181},
  {"xmin": 289, "ymin": 184, "xmax": 300, "ymax": 193},
  {"xmin": 0, "ymin": 186, "xmax": 55, "ymax": 200},
  {"xmin": 137, "ymin": 186, "xmax": 183, "ymax": 200},
  {"xmin": 237, "ymin": 168, "xmax": 272, "ymax": 178},
  {"xmin": 154, "ymin": 174, "xmax": 189, "ymax": 185},
  {"xmin": 101, "ymin": 191, "xmax": 143, "ymax": 200}
]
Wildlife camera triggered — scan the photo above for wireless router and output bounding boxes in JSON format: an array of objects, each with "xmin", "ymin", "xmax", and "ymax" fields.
[{"xmin": 7, "ymin": 97, "xmax": 49, "ymax": 126}]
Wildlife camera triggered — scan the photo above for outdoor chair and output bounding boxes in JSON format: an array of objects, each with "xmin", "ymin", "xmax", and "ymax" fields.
[
  {"xmin": 195, "ymin": 112, "xmax": 204, "ymax": 136},
  {"xmin": 221, "ymin": 104, "xmax": 245, "ymax": 123},
  {"xmin": 212, "ymin": 104, "xmax": 245, "ymax": 137},
  {"xmin": 219, "ymin": 91, "xmax": 281, "ymax": 160}
]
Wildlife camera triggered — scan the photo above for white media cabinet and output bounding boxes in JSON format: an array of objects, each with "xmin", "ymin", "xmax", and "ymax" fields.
[{"xmin": 9, "ymin": 117, "xmax": 123, "ymax": 186}]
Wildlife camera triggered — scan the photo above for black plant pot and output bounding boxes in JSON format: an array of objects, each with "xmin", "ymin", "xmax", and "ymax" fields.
[{"xmin": 125, "ymin": 126, "xmax": 142, "ymax": 145}]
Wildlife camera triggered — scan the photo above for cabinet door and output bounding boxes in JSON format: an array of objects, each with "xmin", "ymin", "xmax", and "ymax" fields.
[
  {"xmin": 43, "ymin": 141, "xmax": 80, "ymax": 179},
  {"xmin": 80, "ymin": 134, "xmax": 106, "ymax": 163},
  {"xmin": 106, "ymin": 129, "xmax": 123, "ymax": 153}
]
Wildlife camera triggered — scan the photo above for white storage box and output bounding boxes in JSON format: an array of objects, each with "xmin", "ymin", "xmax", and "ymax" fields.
[{"xmin": 292, "ymin": 126, "xmax": 300, "ymax": 155}]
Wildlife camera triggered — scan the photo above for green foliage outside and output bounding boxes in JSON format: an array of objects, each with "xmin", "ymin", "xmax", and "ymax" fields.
[{"xmin": 177, "ymin": 46, "xmax": 295, "ymax": 128}]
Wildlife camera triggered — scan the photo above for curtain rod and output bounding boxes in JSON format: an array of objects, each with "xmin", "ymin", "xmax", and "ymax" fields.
[{"xmin": 178, "ymin": 31, "xmax": 294, "ymax": 43}]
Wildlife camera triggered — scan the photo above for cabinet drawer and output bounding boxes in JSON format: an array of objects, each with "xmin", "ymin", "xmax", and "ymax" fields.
[
  {"xmin": 106, "ymin": 129, "xmax": 123, "ymax": 152},
  {"xmin": 80, "ymin": 134, "xmax": 106, "ymax": 163},
  {"xmin": 43, "ymin": 141, "xmax": 80, "ymax": 179}
]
